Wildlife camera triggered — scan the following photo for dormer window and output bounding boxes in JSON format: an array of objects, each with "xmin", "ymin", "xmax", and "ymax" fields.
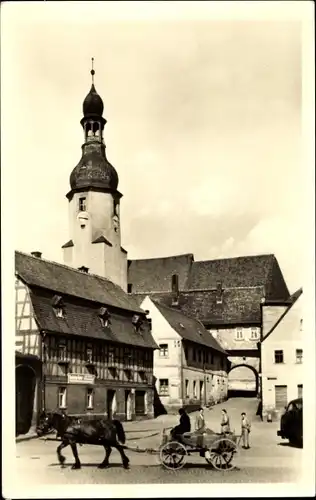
[
  {"xmin": 79, "ymin": 197, "xmax": 86, "ymax": 212},
  {"xmin": 99, "ymin": 307, "xmax": 111, "ymax": 328},
  {"xmin": 132, "ymin": 314, "xmax": 143, "ymax": 333},
  {"xmin": 52, "ymin": 295, "xmax": 64, "ymax": 319}
]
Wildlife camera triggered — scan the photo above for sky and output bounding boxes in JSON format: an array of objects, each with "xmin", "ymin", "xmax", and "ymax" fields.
[{"xmin": 2, "ymin": 1, "xmax": 314, "ymax": 294}]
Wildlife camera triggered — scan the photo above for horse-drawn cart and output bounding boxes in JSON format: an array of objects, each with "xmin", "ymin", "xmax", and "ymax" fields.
[{"xmin": 159, "ymin": 429, "xmax": 239, "ymax": 471}]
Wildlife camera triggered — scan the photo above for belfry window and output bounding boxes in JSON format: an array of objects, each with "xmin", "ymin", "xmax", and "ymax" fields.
[{"xmin": 79, "ymin": 197, "xmax": 86, "ymax": 212}]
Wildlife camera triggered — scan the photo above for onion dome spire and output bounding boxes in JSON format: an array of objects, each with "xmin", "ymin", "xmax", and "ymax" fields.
[{"xmin": 68, "ymin": 58, "xmax": 119, "ymax": 195}]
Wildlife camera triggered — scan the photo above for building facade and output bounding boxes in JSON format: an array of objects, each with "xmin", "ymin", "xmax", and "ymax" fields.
[
  {"xmin": 261, "ymin": 288, "xmax": 303, "ymax": 418},
  {"xmin": 129, "ymin": 253, "xmax": 290, "ymax": 397},
  {"xmin": 15, "ymin": 251, "xmax": 157, "ymax": 432},
  {"xmin": 141, "ymin": 296, "xmax": 228, "ymax": 413}
]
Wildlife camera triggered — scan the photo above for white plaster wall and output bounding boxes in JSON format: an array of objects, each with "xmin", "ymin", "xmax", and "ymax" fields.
[
  {"xmin": 141, "ymin": 297, "xmax": 228, "ymax": 408},
  {"xmin": 261, "ymin": 297, "xmax": 303, "ymax": 414},
  {"xmin": 141, "ymin": 297, "xmax": 182, "ymax": 405},
  {"xmin": 64, "ymin": 190, "xmax": 127, "ymax": 290}
]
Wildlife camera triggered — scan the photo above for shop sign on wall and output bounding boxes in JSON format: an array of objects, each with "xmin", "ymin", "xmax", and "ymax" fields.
[{"xmin": 68, "ymin": 373, "xmax": 95, "ymax": 384}]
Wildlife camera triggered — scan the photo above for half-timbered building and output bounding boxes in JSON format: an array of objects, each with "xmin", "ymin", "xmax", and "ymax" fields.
[{"xmin": 15, "ymin": 250, "xmax": 157, "ymax": 435}]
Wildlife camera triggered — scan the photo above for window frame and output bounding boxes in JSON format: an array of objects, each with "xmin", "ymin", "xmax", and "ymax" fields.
[
  {"xmin": 159, "ymin": 378, "xmax": 169, "ymax": 396},
  {"xmin": 58, "ymin": 386, "xmax": 67, "ymax": 409},
  {"xmin": 79, "ymin": 197, "xmax": 87, "ymax": 212},
  {"xmin": 236, "ymin": 328, "xmax": 243, "ymax": 340},
  {"xmin": 159, "ymin": 343, "xmax": 169, "ymax": 358},
  {"xmin": 250, "ymin": 328, "xmax": 258, "ymax": 340},
  {"xmin": 274, "ymin": 349, "xmax": 284, "ymax": 364},
  {"xmin": 86, "ymin": 388, "xmax": 94, "ymax": 409},
  {"xmin": 295, "ymin": 348, "xmax": 303, "ymax": 364},
  {"xmin": 185, "ymin": 379, "xmax": 189, "ymax": 398}
]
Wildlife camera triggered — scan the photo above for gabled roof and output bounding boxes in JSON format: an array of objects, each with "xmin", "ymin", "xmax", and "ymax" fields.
[
  {"xmin": 187, "ymin": 255, "xmax": 289, "ymax": 299},
  {"xmin": 16, "ymin": 251, "xmax": 143, "ymax": 314},
  {"xmin": 128, "ymin": 253, "xmax": 194, "ymax": 293},
  {"xmin": 29, "ymin": 288, "xmax": 157, "ymax": 348},
  {"xmin": 132, "ymin": 286, "xmax": 264, "ymax": 326},
  {"xmin": 128, "ymin": 253, "xmax": 290, "ymax": 301},
  {"xmin": 151, "ymin": 299, "xmax": 227, "ymax": 354}
]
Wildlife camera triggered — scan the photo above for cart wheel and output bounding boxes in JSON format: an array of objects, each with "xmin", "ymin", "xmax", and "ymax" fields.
[
  {"xmin": 159, "ymin": 441, "xmax": 187, "ymax": 470},
  {"xmin": 208, "ymin": 438, "xmax": 238, "ymax": 471}
]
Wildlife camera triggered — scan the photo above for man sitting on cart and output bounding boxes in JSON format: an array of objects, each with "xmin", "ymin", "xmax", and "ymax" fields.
[{"xmin": 170, "ymin": 408, "xmax": 191, "ymax": 442}]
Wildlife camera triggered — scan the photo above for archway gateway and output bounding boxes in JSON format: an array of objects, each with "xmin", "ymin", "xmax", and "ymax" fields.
[
  {"xmin": 227, "ymin": 364, "xmax": 259, "ymax": 398},
  {"xmin": 16, "ymin": 364, "xmax": 37, "ymax": 436}
]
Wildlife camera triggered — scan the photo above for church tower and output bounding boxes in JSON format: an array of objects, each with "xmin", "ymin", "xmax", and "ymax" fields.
[{"xmin": 62, "ymin": 60, "xmax": 127, "ymax": 290}]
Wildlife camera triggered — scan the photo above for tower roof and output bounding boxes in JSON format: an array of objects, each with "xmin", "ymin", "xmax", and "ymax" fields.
[
  {"xmin": 69, "ymin": 150, "xmax": 119, "ymax": 192},
  {"xmin": 83, "ymin": 83, "xmax": 104, "ymax": 118},
  {"xmin": 68, "ymin": 59, "xmax": 119, "ymax": 194}
]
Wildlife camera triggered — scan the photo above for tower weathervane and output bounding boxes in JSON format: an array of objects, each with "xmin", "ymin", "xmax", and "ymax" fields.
[{"xmin": 91, "ymin": 57, "xmax": 95, "ymax": 84}]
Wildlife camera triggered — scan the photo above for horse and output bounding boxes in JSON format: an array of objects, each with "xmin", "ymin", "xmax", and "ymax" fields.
[
  {"xmin": 36, "ymin": 411, "xmax": 130, "ymax": 470},
  {"xmin": 37, "ymin": 410, "xmax": 81, "ymax": 439}
]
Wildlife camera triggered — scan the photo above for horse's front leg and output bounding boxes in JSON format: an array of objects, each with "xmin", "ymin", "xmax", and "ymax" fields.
[
  {"xmin": 70, "ymin": 441, "xmax": 81, "ymax": 469},
  {"xmin": 57, "ymin": 439, "xmax": 69, "ymax": 468},
  {"xmin": 115, "ymin": 443, "xmax": 130, "ymax": 469},
  {"xmin": 98, "ymin": 445, "xmax": 111, "ymax": 469}
]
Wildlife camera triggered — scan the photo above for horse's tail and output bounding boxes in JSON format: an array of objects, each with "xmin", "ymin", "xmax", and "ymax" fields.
[{"xmin": 113, "ymin": 419, "xmax": 126, "ymax": 444}]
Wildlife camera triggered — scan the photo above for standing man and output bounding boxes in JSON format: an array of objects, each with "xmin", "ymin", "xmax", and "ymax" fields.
[
  {"xmin": 220, "ymin": 409, "xmax": 231, "ymax": 434},
  {"xmin": 241, "ymin": 412, "xmax": 251, "ymax": 449},
  {"xmin": 195, "ymin": 407, "xmax": 206, "ymax": 433}
]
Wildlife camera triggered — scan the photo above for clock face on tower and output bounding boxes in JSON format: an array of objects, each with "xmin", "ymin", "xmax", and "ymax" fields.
[
  {"xmin": 77, "ymin": 211, "xmax": 89, "ymax": 228},
  {"xmin": 113, "ymin": 215, "xmax": 119, "ymax": 232}
]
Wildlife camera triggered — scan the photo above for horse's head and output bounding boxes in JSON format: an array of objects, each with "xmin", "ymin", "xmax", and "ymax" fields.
[{"xmin": 36, "ymin": 411, "xmax": 54, "ymax": 436}]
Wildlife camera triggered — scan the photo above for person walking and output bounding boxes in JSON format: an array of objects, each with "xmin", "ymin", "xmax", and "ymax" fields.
[
  {"xmin": 241, "ymin": 412, "xmax": 251, "ymax": 449},
  {"xmin": 220, "ymin": 409, "xmax": 231, "ymax": 434}
]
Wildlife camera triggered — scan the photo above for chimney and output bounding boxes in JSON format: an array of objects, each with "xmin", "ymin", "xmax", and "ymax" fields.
[
  {"xmin": 78, "ymin": 266, "xmax": 89, "ymax": 273},
  {"xmin": 31, "ymin": 251, "xmax": 42, "ymax": 258},
  {"xmin": 216, "ymin": 281, "xmax": 223, "ymax": 304},
  {"xmin": 171, "ymin": 274, "xmax": 179, "ymax": 306}
]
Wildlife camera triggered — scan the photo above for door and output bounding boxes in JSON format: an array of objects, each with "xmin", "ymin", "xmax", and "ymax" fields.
[
  {"xmin": 135, "ymin": 390, "xmax": 145, "ymax": 416},
  {"xmin": 107, "ymin": 390, "xmax": 115, "ymax": 419},
  {"xmin": 125, "ymin": 390, "xmax": 133, "ymax": 421},
  {"xmin": 297, "ymin": 384, "xmax": 303, "ymax": 398},
  {"xmin": 16, "ymin": 365, "xmax": 36, "ymax": 435},
  {"xmin": 275, "ymin": 385, "xmax": 288, "ymax": 410}
]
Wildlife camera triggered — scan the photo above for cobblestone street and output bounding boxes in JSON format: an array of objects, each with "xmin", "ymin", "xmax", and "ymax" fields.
[{"xmin": 13, "ymin": 398, "xmax": 304, "ymax": 491}]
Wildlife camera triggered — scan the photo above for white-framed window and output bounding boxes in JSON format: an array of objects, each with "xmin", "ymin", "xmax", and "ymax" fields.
[
  {"xmin": 58, "ymin": 341, "xmax": 68, "ymax": 361},
  {"xmin": 185, "ymin": 379, "xmax": 189, "ymax": 398},
  {"xmin": 236, "ymin": 328, "xmax": 243, "ymax": 340},
  {"xmin": 296, "ymin": 349, "xmax": 303, "ymax": 364},
  {"xmin": 159, "ymin": 344, "xmax": 169, "ymax": 357},
  {"xmin": 58, "ymin": 387, "xmax": 67, "ymax": 409},
  {"xmin": 193, "ymin": 380, "xmax": 197, "ymax": 398},
  {"xmin": 274, "ymin": 350, "xmax": 284, "ymax": 364},
  {"xmin": 87, "ymin": 388, "xmax": 94, "ymax": 409},
  {"xmin": 159, "ymin": 379, "xmax": 169, "ymax": 396},
  {"xmin": 250, "ymin": 328, "xmax": 259, "ymax": 340},
  {"xmin": 79, "ymin": 197, "xmax": 86, "ymax": 211}
]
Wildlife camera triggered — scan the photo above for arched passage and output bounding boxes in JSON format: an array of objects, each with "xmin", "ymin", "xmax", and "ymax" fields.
[
  {"xmin": 16, "ymin": 365, "xmax": 36, "ymax": 436},
  {"xmin": 228, "ymin": 364, "xmax": 258, "ymax": 398}
]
